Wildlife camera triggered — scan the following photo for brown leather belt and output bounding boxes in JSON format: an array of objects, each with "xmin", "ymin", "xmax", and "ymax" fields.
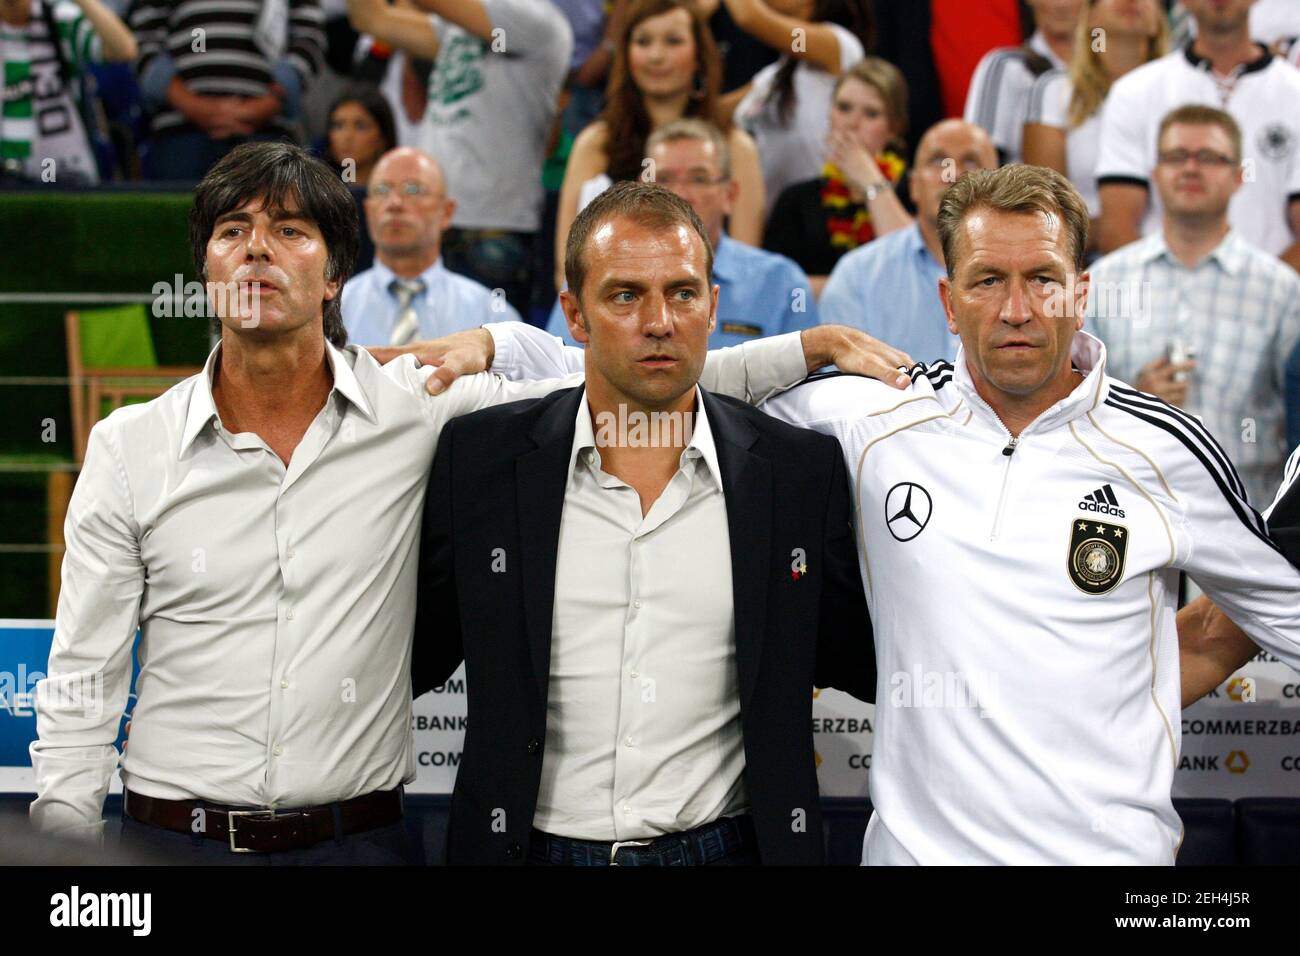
[{"xmin": 123, "ymin": 787, "xmax": 404, "ymax": 853}]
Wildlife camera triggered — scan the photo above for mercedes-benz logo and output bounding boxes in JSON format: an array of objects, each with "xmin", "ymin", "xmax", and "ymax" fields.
[{"xmin": 885, "ymin": 482, "xmax": 933, "ymax": 542}]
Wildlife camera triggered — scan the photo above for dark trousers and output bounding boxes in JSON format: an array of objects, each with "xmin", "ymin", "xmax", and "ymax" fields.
[
  {"xmin": 441, "ymin": 226, "xmax": 535, "ymax": 318},
  {"xmin": 118, "ymin": 812, "xmax": 425, "ymax": 866},
  {"xmin": 525, "ymin": 844, "xmax": 761, "ymax": 866},
  {"xmin": 145, "ymin": 128, "xmax": 289, "ymax": 182}
]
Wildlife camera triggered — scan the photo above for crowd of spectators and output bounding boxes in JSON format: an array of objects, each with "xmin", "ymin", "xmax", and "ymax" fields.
[{"xmin": 4, "ymin": 0, "xmax": 1299, "ymax": 504}]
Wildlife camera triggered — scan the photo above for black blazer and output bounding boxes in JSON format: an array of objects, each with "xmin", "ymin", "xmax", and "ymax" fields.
[
  {"xmin": 1269, "ymin": 471, "xmax": 1300, "ymax": 567},
  {"xmin": 413, "ymin": 385, "xmax": 875, "ymax": 865}
]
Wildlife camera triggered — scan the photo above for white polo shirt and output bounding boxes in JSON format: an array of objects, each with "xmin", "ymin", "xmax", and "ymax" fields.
[{"xmin": 1095, "ymin": 44, "xmax": 1300, "ymax": 256}]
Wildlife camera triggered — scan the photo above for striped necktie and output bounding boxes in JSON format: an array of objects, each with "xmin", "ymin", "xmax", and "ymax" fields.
[{"xmin": 388, "ymin": 278, "xmax": 426, "ymax": 345}]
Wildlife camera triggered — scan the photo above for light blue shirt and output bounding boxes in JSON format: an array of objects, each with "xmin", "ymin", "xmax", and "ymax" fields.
[
  {"xmin": 342, "ymin": 257, "xmax": 521, "ymax": 345},
  {"xmin": 544, "ymin": 234, "xmax": 818, "ymax": 347},
  {"xmin": 819, "ymin": 223, "xmax": 958, "ymax": 364}
]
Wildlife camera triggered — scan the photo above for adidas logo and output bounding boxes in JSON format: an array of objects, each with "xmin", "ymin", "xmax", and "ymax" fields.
[{"xmin": 1078, "ymin": 484, "xmax": 1125, "ymax": 518}]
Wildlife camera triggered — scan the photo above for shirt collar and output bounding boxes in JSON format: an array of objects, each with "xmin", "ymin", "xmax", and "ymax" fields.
[
  {"xmin": 906, "ymin": 222, "xmax": 943, "ymax": 268},
  {"xmin": 950, "ymin": 330, "xmax": 1110, "ymax": 435},
  {"xmin": 710, "ymin": 233, "xmax": 737, "ymax": 283},
  {"xmin": 372, "ymin": 256, "xmax": 446, "ymax": 297},
  {"xmin": 1183, "ymin": 41, "xmax": 1273, "ymax": 75},
  {"xmin": 1028, "ymin": 30, "xmax": 1065, "ymax": 71},
  {"xmin": 568, "ymin": 387, "xmax": 723, "ymax": 489},
  {"xmin": 1138, "ymin": 228, "xmax": 1246, "ymax": 275},
  {"xmin": 179, "ymin": 338, "xmax": 377, "ymax": 458}
]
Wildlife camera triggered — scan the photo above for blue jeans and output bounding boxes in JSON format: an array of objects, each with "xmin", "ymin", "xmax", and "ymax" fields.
[
  {"xmin": 118, "ymin": 812, "xmax": 425, "ymax": 866},
  {"xmin": 441, "ymin": 227, "xmax": 535, "ymax": 318},
  {"xmin": 144, "ymin": 128, "xmax": 289, "ymax": 182}
]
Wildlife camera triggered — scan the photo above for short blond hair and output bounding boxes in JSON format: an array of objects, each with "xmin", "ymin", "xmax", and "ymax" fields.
[{"xmin": 937, "ymin": 165, "xmax": 1090, "ymax": 277}]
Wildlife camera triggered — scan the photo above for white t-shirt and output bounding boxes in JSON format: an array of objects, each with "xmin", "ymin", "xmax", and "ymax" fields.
[
  {"xmin": 735, "ymin": 23, "xmax": 864, "ymax": 216},
  {"xmin": 419, "ymin": 0, "xmax": 573, "ymax": 232},
  {"xmin": 1251, "ymin": 0, "xmax": 1300, "ymax": 44},
  {"xmin": 964, "ymin": 31, "xmax": 1065, "ymax": 166},
  {"xmin": 1026, "ymin": 69, "xmax": 1101, "ymax": 217},
  {"xmin": 1095, "ymin": 46, "xmax": 1300, "ymax": 256}
]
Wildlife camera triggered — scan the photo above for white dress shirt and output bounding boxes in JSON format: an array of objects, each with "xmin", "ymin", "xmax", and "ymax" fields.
[
  {"xmin": 533, "ymin": 389, "xmax": 747, "ymax": 841},
  {"xmin": 30, "ymin": 331, "xmax": 807, "ymax": 840},
  {"xmin": 28, "ymin": 343, "xmax": 579, "ymax": 839}
]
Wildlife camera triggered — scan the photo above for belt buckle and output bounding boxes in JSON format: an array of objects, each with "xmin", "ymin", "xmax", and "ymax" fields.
[
  {"xmin": 609, "ymin": 839, "xmax": 652, "ymax": 866},
  {"xmin": 227, "ymin": 808, "xmax": 277, "ymax": 853}
]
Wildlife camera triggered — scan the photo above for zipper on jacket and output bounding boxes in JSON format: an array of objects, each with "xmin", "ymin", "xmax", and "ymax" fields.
[{"xmin": 990, "ymin": 435, "xmax": 1020, "ymax": 541}]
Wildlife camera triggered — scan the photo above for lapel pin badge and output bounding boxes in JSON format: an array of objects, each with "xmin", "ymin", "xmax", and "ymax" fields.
[{"xmin": 790, "ymin": 547, "xmax": 808, "ymax": 581}]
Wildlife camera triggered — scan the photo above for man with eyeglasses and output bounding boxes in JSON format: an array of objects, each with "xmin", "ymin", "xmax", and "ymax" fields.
[
  {"xmin": 1096, "ymin": 0, "xmax": 1300, "ymax": 267},
  {"xmin": 818, "ymin": 119, "xmax": 998, "ymax": 361},
  {"xmin": 1088, "ymin": 105, "xmax": 1300, "ymax": 507},
  {"xmin": 341, "ymin": 147, "xmax": 523, "ymax": 346},
  {"xmin": 544, "ymin": 119, "xmax": 819, "ymax": 347}
]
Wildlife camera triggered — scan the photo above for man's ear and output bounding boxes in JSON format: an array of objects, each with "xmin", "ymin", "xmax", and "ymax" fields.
[
  {"xmin": 440, "ymin": 197, "xmax": 458, "ymax": 231},
  {"xmin": 560, "ymin": 289, "xmax": 589, "ymax": 344},
  {"xmin": 938, "ymin": 276, "xmax": 959, "ymax": 336},
  {"xmin": 708, "ymin": 283, "xmax": 719, "ymax": 335},
  {"xmin": 324, "ymin": 275, "xmax": 341, "ymax": 302}
]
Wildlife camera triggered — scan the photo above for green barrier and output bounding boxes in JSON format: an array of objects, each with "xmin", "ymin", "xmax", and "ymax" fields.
[{"xmin": 0, "ymin": 191, "xmax": 213, "ymax": 615}]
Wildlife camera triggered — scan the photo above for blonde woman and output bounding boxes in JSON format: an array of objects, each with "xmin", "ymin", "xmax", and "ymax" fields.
[
  {"xmin": 1023, "ymin": 0, "xmax": 1166, "ymax": 250},
  {"xmin": 762, "ymin": 57, "xmax": 910, "ymax": 295}
]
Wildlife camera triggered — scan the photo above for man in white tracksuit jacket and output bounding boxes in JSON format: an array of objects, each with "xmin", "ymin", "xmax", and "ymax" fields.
[
  {"xmin": 414, "ymin": 166, "xmax": 1300, "ymax": 865},
  {"xmin": 759, "ymin": 166, "xmax": 1300, "ymax": 865}
]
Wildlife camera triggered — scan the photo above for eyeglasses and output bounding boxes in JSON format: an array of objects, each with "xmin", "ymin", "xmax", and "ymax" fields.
[
  {"xmin": 369, "ymin": 182, "xmax": 435, "ymax": 198},
  {"xmin": 1156, "ymin": 149, "xmax": 1237, "ymax": 168},
  {"xmin": 654, "ymin": 173, "xmax": 729, "ymax": 189}
]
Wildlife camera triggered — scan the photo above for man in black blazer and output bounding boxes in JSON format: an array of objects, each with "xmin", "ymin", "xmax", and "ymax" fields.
[{"xmin": 412, "ymin": 181, "xmax": 876, "ymax": 865}]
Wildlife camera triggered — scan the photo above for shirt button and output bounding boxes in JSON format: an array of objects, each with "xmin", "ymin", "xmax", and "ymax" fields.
[
  {"xmin": 273, "ymin": 745, "xmax": 283, "ymax": 756},
  {"xmin": 623, "ymin": 805, "xmax": 631, "ymax": 814},
  {"xmin": 630, "ymin": 670, "xmax": 639, "ymax": 679},
  {"xmin": 633, "ymin": 601, "xmax": 642, "ymax": 609},
  {"xmin": 287, "ymin": 549, "xmax": 295, "ymax": 561},
  {"xmin": 285, "ymin": 607, "xmax": 294, "ymax": 621},
  {"xmin": 624, "ymin": 736, "xmax": 633, "ymax": 747},
  {"xmin": 280, "ymin": 679, "xmax": 289, "ymax": 689}
]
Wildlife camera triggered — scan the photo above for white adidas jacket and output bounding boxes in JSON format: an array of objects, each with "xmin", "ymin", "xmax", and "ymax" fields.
[
  {"xmin": 763, "ymin": 332, "xmax": 1300, "ymax": 865},
  {"xmin": 486, "ymin": 324, "xmax": 1300, "ymax": 866}
]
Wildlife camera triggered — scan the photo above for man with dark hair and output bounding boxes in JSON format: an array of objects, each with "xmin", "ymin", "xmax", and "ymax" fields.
[
  {"xmin": 544, "ymin": 118, "xmax": 818, "ymax": 346},
  {"xmin": 30, "ymin": 142, "xmax": 911, "ymax": 862},
  {"xmin": 412, "ymin": 180, "xmax": 879, "ymax": 865},
  {"xmin": 471, "ymin": 165, "xmax": 1300, "ymax": 865},
  {"xmin": 187, "ymin": 140, "xmax": 358, "ymax": 347}
]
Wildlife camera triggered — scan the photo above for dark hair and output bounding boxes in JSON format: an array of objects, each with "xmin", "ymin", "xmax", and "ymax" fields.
[
  {"xmin": 766, "ymin": 0, "xmax": 875, "ymax": 124},
  {"xmin": 600, "ymin": 0, "xmax": 724, "ymax": 182},
  {"xmin": 326, "ymin": 83, "xmax": 398, "ymax": 169},
  {"xmin": 189, "ymin": 141, "xmax": 359, "ymax": 347},
  {"xmin": 565, "ymin": 180, "xmax": 713, "ymax": 304}
]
